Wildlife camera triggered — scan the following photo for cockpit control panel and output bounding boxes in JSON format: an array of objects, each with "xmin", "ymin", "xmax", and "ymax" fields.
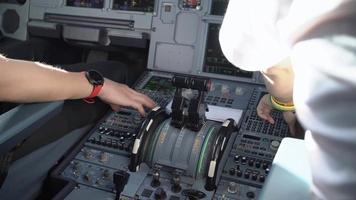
[
  {"xmin": 47, "ymin": 70, "xmax": 290, "ymax": 200},
  {"xmin": 0, "ymin": 0, "xmax": 294, "ymax": 199}
]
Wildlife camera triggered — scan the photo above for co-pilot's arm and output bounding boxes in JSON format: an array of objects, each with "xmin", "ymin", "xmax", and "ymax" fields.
[{"xmin": 0, "ymin": 55, "xmax": 155, "ymax": 115}]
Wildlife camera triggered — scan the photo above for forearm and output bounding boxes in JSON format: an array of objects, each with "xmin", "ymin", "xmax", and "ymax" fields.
[
  {"xmin": 0, "ymin": 57, "xmax": 92, "ymax": 103},
  {"xmin": 261, "ymin": 57, "xmax": 294, "ymax": 102}
]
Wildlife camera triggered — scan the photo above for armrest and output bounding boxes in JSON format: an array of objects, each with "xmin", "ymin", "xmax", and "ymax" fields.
[{"xmin": 0, "ymin": 101, "xmax": 64, "ymax": 155}]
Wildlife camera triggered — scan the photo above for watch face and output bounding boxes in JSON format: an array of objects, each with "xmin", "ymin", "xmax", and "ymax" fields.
[{"xmin": 86, "ymin": 70, "xmax": 104, "ymax": 85}]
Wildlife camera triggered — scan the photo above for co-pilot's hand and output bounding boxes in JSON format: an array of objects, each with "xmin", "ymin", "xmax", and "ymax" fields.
[
  {"xmin": 98, "ymin": 78, "xmax": 156, "ymax": 116},
  {"xmin": 256, "ymin": 94, "xmax": 275, "ymax": 124},
  {"xmin": 256, "ymin": 94, "xmax": 297, "ymax": 136}
]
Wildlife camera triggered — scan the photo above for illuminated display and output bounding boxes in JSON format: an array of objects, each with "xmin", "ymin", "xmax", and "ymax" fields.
[
  {"xmin": 143, "ymin": 76, "xmax": 175, "ymax": 93},
  {"xmin": 204, "ymin": 24, "xmax": 253, "ymax": 78},
  {"xmin": 112, "ymin": 0, "xmax": 154, "ymax": 12},
  {"xmin": 66, "ymin": 0, "xmax": 105, "ymax": 8},
  {"xmin": 182, "ymin": 0, "xmax": 201, "ymax": 9}
]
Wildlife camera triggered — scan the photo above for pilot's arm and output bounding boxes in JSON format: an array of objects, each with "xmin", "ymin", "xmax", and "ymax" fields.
[
  {"xmin": 0, "ymin": 54, "xmax": 155, "ymax": 115},
  {"xmin": 219, "ymin": 0, "xmax": 294, "ymax": 125},
  {"xmin": 220, "ymin": 1, "xmax": 356, "ymax": 199}
]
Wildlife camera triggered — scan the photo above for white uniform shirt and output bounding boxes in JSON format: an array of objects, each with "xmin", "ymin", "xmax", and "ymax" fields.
[{"xmin": 220, "ymin": 1, "xmax": 356, "ymax": 199}]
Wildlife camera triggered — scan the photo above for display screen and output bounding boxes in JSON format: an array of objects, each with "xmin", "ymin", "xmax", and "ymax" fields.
[
  {"xmin": 182, "ymin": 0, "xmax": 201, "ymax": 9},
  {"xmin": 203, "ymin": 24, "xmax": 253, "ymax": 78},
  {"xmin": 112, "ymin": 0, "xmax": 154, "ymax": 12},
  {"xmin": 143, "ymin": 76, "xmax": 175, "ymax": 93},
  {"xmin": 210, "ymin": 0, "xmax": 229, "ymax": 16},
  {"xmin": 66, "ymin": 0, "xmax": 104, "ymax": 9}
]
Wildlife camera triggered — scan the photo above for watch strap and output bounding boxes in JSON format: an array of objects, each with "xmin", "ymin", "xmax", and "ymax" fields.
[{"xmin": 83, "ymin": 84, "xmax": 103, "ymax": 104}]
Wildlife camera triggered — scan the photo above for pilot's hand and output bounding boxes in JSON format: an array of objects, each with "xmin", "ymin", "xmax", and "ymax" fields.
[
  {"xmin": 257, "ymin": 94, "xmax": 298, "ymax": 136},
  {"xmin": 98, "ymin": 78, "xmax": 156, "ymax": 116},
  {"xmin": 282, "ymin": 111, "xmax": 298, "ymax": 136},
  {"xmin": 256, "ymin": 94, "xmax": 275, "ymax": 124}
]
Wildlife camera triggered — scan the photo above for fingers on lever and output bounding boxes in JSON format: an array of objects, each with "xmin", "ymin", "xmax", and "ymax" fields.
[{"xmin": 134, "ymin": 102, "xmax": 146, "ymax": 117}]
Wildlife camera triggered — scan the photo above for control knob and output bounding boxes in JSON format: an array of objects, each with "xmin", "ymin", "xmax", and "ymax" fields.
[
  {"xmin": 154, "ymin": 187, "xmax": 167, "ymax": 200},
  {"xmin": 227, "ymin": 182, "xmax": 239, "ymax": 194},
  {"xmin": 270, "ymin": 140, "xmax": 280, "ymax": 152}
]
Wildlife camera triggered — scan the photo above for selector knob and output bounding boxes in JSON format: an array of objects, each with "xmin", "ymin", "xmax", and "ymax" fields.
[
  {"xmin": 270, "ymin": 140, "xmax": 280, "ymax": 152},
  {"xmin": 227, "ymin": 182, "xmax": 239, "ymax": 194},
  {"xmin": 154, "ymin": 187, "xmax": 167, "ymax": 200}
]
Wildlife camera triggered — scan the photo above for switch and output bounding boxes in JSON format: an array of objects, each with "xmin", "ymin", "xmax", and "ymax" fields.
[
  {"xmin": 83, "ymin": 172, "xmax": 93, "ymax": 183},
  {"xmin": 251, "ymin": 173, "xmax": 258, "ymax": 181},
  {"xmin": 113, "ymin": 170, "xmax": 130, "ymax": 200},
  {"xmin": 171, "ymin": 174, "xmax": 182, "ymax": 193},
  {"xmin": 103, "ymin": 169, "xmax": 111, "ymax": 179},
  {"xmin": 255, "ymin": 161, "xmax": 261, "ymax": 168},
  {"xmin": 244, "ymin": 171, "xmax": 250, "ymax": 179},
  {"xmin": 259, "ymin": 175, "xmax": 265, "ymax": 183},
  {"xmin": 246, "ymin": 191, "xmax": 255, "ymax": 199},
  {"xmin": 154, "ymin": 187, "xmax": 167, "ymax": 200},
  {"xmin": 229, "ymin": 168, "xmax": 236, "ymax": 176},
  {"xmin": 265, "ymin": 168, "xmax": 270, "ymax": 175},
  {"xmin": 241, "ymin": 156, "xmax": 247, "ymax": 164},
  {"xmin": 234, "ymin": 155, "xmax": 240, "ymax": 162},
  {"xmin": 262, "ymin": 162, "xmax": 269, "ymax": 170},
  {"xmin": 236, "ymin": 170, "xmax": 242, "ymax": 177},
  {"xmin": 151, "ymin": 170, "xmax": 161, "ymax": 187}
]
